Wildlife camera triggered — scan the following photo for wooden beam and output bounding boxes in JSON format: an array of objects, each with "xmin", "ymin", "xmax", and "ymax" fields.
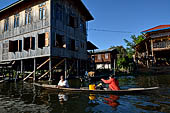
[
  {"xmin": 38, "ymin": 59, "xmax": 65, "ymax": 80},
  {"xmin": 23, "ymin": 58, "xmax": 50, "ymax": 81}
]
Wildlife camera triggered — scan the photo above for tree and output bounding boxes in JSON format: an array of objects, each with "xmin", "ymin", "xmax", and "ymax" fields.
[{"xmin": 124, "ymin": 35, "xmax": 144, "ymax": 58}]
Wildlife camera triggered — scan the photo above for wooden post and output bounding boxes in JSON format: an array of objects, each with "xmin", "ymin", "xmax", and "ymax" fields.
[
  {"xmin": 49, "ymin": 56, "xmax": 52, "ymax": 81},
  {"xmin": 21, "ymin": 60, "xmax": 23, "ymax": 79},
  {"xmin": 65, "ymin": 58, "xmax": 67, "ymax": 79},
  {"xmin": 33, "ymin": 58, "xmax": 36, "ymax": 81},
  {"xmin": 114, "ymin": 59, "xmax": 116, "ymax": 76},
  {"xmin": 151, "ymin": 39, "xmax": 154, "ymax": 66},
  {"xmin": 77, "ymin": 59, "xmax": 79, "ymax": 76},
  {"xmin": 145, "ymin": 42, "xmax": 149, "ymax": 68}
]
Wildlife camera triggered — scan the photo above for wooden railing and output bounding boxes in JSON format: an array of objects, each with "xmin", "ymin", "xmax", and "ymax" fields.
[{"xmin": 153, "ymin": 40, "xmax": 170, "ymax": 49}]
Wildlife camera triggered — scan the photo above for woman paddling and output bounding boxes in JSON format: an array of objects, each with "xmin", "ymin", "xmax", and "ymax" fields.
[
  {"xmin": 57, "ymin": 75, "xmax": 69, "ymax": 88},
  {"xmin": 101, "ymin": 75, "xmax": 120, "ymax": 91}
]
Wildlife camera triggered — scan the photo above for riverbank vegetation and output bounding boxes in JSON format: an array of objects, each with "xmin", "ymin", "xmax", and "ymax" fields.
[{"xmin": 110, "ymin": 35, "xmax": 144, "ymax": 74}]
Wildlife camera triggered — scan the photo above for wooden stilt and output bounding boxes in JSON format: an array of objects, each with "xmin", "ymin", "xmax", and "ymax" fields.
[
  {"xmin": 113, "ymin": 59, "xmax": 116, "ymax": 76},
  {"xmin": 145, "ymin": 42, "xmax": 149, "ymax": 68},
  {"xmin": 77, "ymin": 59, "xmax": 79, "ymax": 76},
  {"xmin": 65, "ymin": 58, "xmax": 67, "ymax": 79},
  {"xmin": 33, "ymin": 58, "xmax": 36, "ymax": 81},
  {"xmin": 21, "ymin": 60, "xmax": 23, "ymax": 76},
  {"xmin": 49, "ymin": 57, "xmax": 52, "ymax": 81},
  {"xmin": 151, "ymin": 39, "xmax": 154, "ymax": 66}
]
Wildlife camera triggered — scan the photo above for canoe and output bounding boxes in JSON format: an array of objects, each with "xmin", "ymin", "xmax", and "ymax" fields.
[{"xmin": 33, "ymin": 83, "xmax": 159, "ymax": 95}]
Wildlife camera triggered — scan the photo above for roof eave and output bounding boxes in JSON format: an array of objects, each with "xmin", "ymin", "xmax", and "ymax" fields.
[
  {"xmin": 0, "ymin": 0, "xmax": 24, "ymax": 13},
  {"xmin": 141, "ymin": 27, "xmax": 170, "ymax": 34}
]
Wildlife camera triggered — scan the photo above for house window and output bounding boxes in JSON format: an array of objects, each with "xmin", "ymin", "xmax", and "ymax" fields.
[
  {"xmin": 69, "ymin": 39, "xmax": 75, "ymax": 51},
  {"xmin": 38, "ymin": 32, "xmax": 49, "ymax": 48},
  {"xmin": 98, "ymin": 54, "xmax": 101, "ymax": 60},
  {"xmin": 80, "ymin": 19, "xmax": 86, "ymax": 33},
  {"xmin": 9, "ymin": 40, "xmax": 22, "ymax": 52},
  {"xmin": 55, "ymin": 34, "xmax": 66, "ymax": 48},
  {"xmin": 24, "ymin": 37, "xmax": 35, "ymax": 51},
  {"xmin": 4, "ymin": 18, "xmax": 9, "ymax": 31},
  {"xmin": 69, "ymin": 15, "xmax": 77, "ymax": 28},
  {"xmin": 81, "ymin": 41, "xmax": 85, "ymax": 48},
  {"xmin": 39, "ymin": 2, "xmax": 46, "ymax": 20},
  {"xmin": 25, "ymin": 8, "xmax": 32, "ymax": 25},
  {"xmin": 105, "ymin": 53, "xmax": 109, "ymax": 59},
  {"xmin": 14, "ymin": 13, "xmax": 19, "ymax": 28},
  {"xmin": 56, "ymin": 3, "xmax": 63, "ymax": 21}
]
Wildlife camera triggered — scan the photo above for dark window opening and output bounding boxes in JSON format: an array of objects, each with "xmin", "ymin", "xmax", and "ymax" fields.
[
  {"xmin": 24, "ymin": 37, "xmax": 30, "ymax": 51},
  {"xmin": 55, "ymin": 34, "xmax": 65, "ymax": 48},
  {"xmin": 30, "ymin": 37, "xmax": 35, "ymax": 50},
  {"xmin": 69, "ymin": 16, "xmax": 77, "ymax": 28},
  {"xmin": 38, "ymin": 33, "xmax": 45, "ymax": 48},
  {"xmin": 9, "ymin": 40, "xmax": 22, "ymax": 52},
  {"xmin": 69, "ymin": 39, "xmax": 75, "ymax": 51},
  {"xmin": 24, "ymin": 37, "xmax": 35, "ymax": 51}
]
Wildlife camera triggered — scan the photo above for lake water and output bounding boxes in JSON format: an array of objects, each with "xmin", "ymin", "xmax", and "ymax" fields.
[{"xmin": 0, "ymin": 75, "xmax": 170, "ymax": 113}]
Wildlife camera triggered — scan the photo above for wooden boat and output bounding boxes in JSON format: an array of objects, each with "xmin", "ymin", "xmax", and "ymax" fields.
[{"xmin": 33, "ymin": 83, "xmax": 159, "ymax": 95}]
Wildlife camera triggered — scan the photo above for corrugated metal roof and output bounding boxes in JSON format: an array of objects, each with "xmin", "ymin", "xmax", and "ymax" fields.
[{"xmin": 142, "ymin": 25, "xmax": 170, "ymax": 33}]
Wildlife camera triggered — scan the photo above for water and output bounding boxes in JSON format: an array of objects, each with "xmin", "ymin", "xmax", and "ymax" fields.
[{"xmin": 0, "ymin": 75, "xmax": 170, "ymax": 113}]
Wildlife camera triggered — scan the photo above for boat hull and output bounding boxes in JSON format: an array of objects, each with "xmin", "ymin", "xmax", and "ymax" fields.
[{"xmin": 34, "ymin": 83, "xmax": 159, "ymax": 95}]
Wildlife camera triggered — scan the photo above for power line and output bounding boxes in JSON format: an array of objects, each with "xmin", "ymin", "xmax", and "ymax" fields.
[{"xmin": 88, "ymin": 28, "xmax": 133, "ymax": 34}]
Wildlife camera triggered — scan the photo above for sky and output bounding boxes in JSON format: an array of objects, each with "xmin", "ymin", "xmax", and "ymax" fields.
[{"xmin": 1, "ymin": 0, "xmax": 170, "ymax": 50}]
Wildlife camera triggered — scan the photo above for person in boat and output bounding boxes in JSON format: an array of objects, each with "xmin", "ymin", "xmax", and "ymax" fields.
[
  {"xmin": 101, "ymin": 75, "xmax": 120, "ymax": 91},
  {"xmin": 57, "ymin": 75, "xmax": 69, "ymax": 88}
]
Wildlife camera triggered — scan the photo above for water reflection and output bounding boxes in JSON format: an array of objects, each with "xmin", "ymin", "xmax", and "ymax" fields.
[
  {"xmin": 0, "ymin": 74, "xmax": 170, "ymax": 113},
  {"xmin": 104, "ymin": 95, "xmax": 120, "ymax": 109}
]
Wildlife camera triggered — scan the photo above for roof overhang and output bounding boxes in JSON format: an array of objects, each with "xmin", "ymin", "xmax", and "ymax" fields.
[
  {"xmin": 0, "ymin": 0, "xmax": 94, "ymax": 21},
  {"xmin": 141, "ymin": 27, "xmax": 170, "ymax": 34},
  {"xmin": 87, "ymin": 41, "xmax": 98, "ymax": 50}
]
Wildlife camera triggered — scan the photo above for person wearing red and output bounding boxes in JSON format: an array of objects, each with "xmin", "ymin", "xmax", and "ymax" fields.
[{"xmin": 101, "ymin": 75, "xmax": 120, "ymax": 91}]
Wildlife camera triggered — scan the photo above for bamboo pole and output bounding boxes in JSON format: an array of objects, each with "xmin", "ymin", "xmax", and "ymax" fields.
[
  {"xmin": 38, "ymin": 59, "xmax": 65, "ymax": 80},
  {"xmin": 23, "ymin": 58, "xmax": 50, "ymax": 81}
]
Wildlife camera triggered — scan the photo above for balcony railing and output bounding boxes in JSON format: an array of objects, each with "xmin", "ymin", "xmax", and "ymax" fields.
[{"xmin": 153, "ymin": 40, "xmax": 170, "ymax": 49}]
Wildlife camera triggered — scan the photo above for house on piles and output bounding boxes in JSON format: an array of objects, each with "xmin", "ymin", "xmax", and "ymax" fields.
[
  {"xmin": 0, "ymin": 0, "xmax": 94, "ymax": 81},
  {"xmin": 135, "ymin": 25, "xmax": 170, "ymax": 73},
  {"xmin": 89, "ymin": 49, "xmax": 118, "ymax": 70}
]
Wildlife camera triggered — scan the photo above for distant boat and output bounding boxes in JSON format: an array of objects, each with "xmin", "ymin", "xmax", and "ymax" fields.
[{"xmin": 33, "ymin": 83, "xmax": 159, "ymax": 95}]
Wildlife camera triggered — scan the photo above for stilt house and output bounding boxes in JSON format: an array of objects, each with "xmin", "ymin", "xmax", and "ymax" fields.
[
  {"xmin": 0, "ymin": 0, "xmax": 93, "ymax": 81},
  {"xmin": 135, "ymin": 25, "xmax": 170, "ymax": 73}
]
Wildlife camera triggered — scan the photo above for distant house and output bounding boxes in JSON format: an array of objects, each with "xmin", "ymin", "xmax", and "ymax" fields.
[
  {"xmin": 0, "ymin": 0, "xmax": 93, "ymax": 80},
  {"xmin": 89, "ymin": 49, "xmax": 118, "ymax": 70},
  {"xmin": 135, "ymin": 25, "xmax": 170, "ymax": 73}
]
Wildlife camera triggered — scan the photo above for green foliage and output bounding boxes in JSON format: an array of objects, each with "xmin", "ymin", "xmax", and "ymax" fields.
[{"xmin": 110, "ymin": 35, "xmax": 144, "ymax": 73}]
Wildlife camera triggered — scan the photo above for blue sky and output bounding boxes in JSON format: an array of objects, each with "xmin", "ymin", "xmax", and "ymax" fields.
[{"xmin": 1, "ymin": 0, "xmax": 170, "ymax": 50}]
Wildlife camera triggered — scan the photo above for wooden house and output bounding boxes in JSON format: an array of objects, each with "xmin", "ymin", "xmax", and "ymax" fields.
[
  {"xmin": 90, "ymin": 49, "xmax": 118, "ymax": 70},
  {"xmin": 0, "ymin": 0, "xmax": 93, "ymax": 81},
  {"xmin": 135, "ymin": 25, "xmax": 170, "ymax": 73}
]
